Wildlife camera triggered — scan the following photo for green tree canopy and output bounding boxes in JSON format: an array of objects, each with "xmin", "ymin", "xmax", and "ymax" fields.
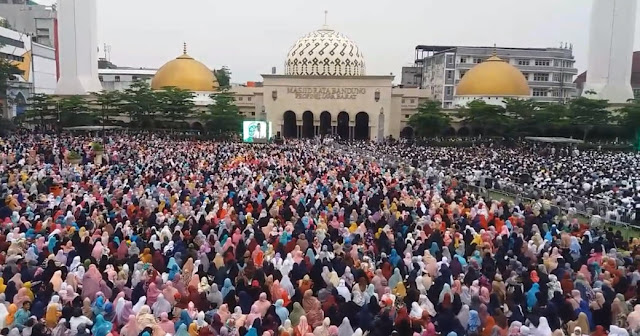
[
  {"xmin": 407, "ymin": 99, "xmax": 450, "ymax": 137},
  {"xmin": 120, "ymin": 80, "xmax": 158, "ymax": 127},
  {"xmin": 568, "ymin": 96, "xmax": 610, "ymax": 140},
  {"xmin": 92, "ymin": 90, "xmax": 122, "ymax": 127},
  {"xmin": 24, "ymin": 93, "xmax": 56, "ymax": 132},
  {"xmin": 58, "ymin": 95, "xmax": 92, "ymax": 127},
  {"xmin": 214, "ymin": 66, "xmax": 231, "ymax": 89},
  {"xmin": 157, "ymin": 86, "xmax": 195, "ymax": 129},
  {"xmin": 202, "ymin": 87, "xmax": 243, "ymax": 136},
  {"xmin": 457, "ymin": 100, "xmax": 510, "ymax": 136}
]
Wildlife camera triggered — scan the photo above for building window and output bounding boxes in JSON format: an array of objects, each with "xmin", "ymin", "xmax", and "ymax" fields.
[
  {"xmin": 410, "ymin": 99, "xmax": 415, "ymax": 104},
  {"xmin": 552, "ymin": 89, "xmax": 561, "ymax": 97},
  {"xmin": 459, "ymin": 57, "xmax": 466, "ymax": 64},
  {"xmin": 238, "ymin": 97, "xmax": 243, "ymax": 101},
  {"xmin": 473, "ymin": 58, "xmax": 483, "ymax": 64},
  {"xmin": 535, "ymin": 59, "xmax": 551, "ymax": 66},
  {"xmin": 533, "ymin": 73, "xmax": 549, "ymax": 82},
  {"xmin": 521, "ymin": 73, "xmax": 529, "ymax": 80},
  {"xmin": 402, "ymin": 99, "xmax": 405, "ymax": 103},
  {"xmin": 446, "ymin": 55, "xmax": 454, "ymax": 65},
  {"xmin": 445, "ymin": 86, "xmax": 453, "ymax": 95},
  {"xmin": 532, "ymin": 89, "xmax": 547, "ymax": 97},
  {"xmin": 404, "ymin": 115, "xmax": 410, "ymax": 119},
  {"xmin": 444, "ymin": 102, "xmax": 452, "ymax": 108},
  {"xmin": 251, "ymin": 112, "xmax": 255, "ymax": 116},
  {"xmin": 114, "ymin": 76, "xmax": 120, "ymax": 82},
  {"xmin": 99, "ymin": 76, "xmax": 103, "ymax": 82},
  {"xmin": 459, "ymin": 70, "xmax": 467, "ymax": 79},
  {"xmin": 248, "ymin": 97, "xmax": 252, "ymax": 102},
  {"xmin": 446, "ymin": 70, "xmax": 454, "ymax": 80},
  {"xmin": 554, "ymin": 60, "xmax": 560, "ymax": 67},
  {"xmin": 518, "ymin": 59, "xmax": 530, "ymax": 66},
  {"xmin": 553, "ymin": 73, "xmax": 562, "ymax": 82}
]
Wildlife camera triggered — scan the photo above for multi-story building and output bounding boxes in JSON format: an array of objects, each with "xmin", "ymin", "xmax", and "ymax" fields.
[
  {"xmin": 0, "ymin": 0, "xmax": 56, "ymax": 47},
  {"xmin": 1, "ymin": 25, "xmax": 57, "ymax": 118},
  {"xmin": 98, "ymin": 66, "xmax": 157, "ymax": 92},
  {"xmin": 404, "ymin": 45, "xmax": 579, "ymax": 108}
]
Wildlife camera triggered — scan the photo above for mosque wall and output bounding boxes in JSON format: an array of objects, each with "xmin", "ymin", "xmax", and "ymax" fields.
[{"xmin": 261, "ymin": 75, "xmax": 395, "ymax": 141}]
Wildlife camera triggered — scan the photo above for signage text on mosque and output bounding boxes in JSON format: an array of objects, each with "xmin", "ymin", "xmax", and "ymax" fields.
[{"xmin": 287, "ymin": 87, "xmax": 366, "ymax": 100}]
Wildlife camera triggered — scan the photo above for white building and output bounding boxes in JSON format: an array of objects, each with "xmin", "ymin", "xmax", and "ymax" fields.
[
  {"xmin": 98, "ymin": 68, "xmax": 157, "ymax": 92},
  {"xmin": 1, "ymin": 25, "xmax": 57, "ymax": 118},
  {"xmin": 405, "ymin": 45, "xmax": 578, "ymax": 108}
]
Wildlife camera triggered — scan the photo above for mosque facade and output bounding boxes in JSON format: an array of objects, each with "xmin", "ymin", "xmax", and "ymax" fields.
[
  {"xmin": 143, "ymin": 24, "xmax": 535, "ymax": 139},
  {"xmin": 150, "ymin": 25, "xmax": 430, "ymax": 141}
]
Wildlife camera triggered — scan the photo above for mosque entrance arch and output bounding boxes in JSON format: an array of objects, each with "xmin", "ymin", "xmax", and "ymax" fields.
[
  {"xmin": 354, "ymin": 112, "xmax": 369, "ymax": 140},
  {"xmin": 337, "ymin": 111, "xmax": 349, "ymax": 140},
  {"xmin": 400, "ymin": 126, "xmax": 414, "ymax": 139},
  {"xmin": 320, "ymin": 111, "xmax": 331, "ymax": 135},
  {"xmin": 302, "ymin": 111, "xmax": 314, "ymax": 138},
  {"xmin": 283, "ymin": 111, "xmax": 297, "ymax": 138}
]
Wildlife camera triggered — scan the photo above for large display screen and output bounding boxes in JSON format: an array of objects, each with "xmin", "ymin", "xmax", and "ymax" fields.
[{"xmin": 243, "ymin": 121, "xmax": 268, "ymax": 143}]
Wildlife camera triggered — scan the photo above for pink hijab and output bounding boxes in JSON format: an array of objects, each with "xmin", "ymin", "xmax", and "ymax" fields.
[
  {"xmin": 82, "ymin": 264, "xmax": 102, "ymax": 301},
  {"xmin": 163, "ymin": 281, "xmax": 179, "ymax": 305},
  {"xmin": 146, "ymin": 283, "xmax": 160, "ymax": 306},
  {"xmin": 92, "ymin": 241, "xmax": 104, "ymax": 260},
  {"xmin": 158, "ymin": 312, "xmax": 175, "ymax": 335},
  {"xmin": 254, "ymin": 293, "xmax": 271, "ymax": 317}
]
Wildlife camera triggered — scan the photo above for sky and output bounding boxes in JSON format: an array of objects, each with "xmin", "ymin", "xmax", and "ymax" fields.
[{"xmin": 38, "ymin": 0, "xmax": 640, "ymax": 84}]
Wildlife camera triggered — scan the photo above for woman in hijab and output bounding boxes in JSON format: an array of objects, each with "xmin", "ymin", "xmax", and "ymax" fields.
[
  {"xmin": 81, "ymin": 265, "xmax": 102, "ymax": 301},
  {"xmin": 303, "ymin": 290, "xmax": 324, "ymax": 328},
  {"xmin": 176, "ymin": 310, "xmax": 193, "ymax": 331},
  {"xmin": 221, "ymin": 279, "xmax": 235, "ymax": 300},
  {"xmin": 294, "ymin": 316, "xmax": 311, "ymax": 336},
  {"xmin": 91, "ymin": 315, "xmax": 112, "ymax": 336},
  {"xmin": 289, "ymin": 303, "xmax": 305, "ymax": 327},
  {"xmin": 275, "ymin": 299, "xmax": 289, "ymax": 326},
  {"xmin": 151, "ymin": 294, "xmax": 172, "ymax": 318},
  {"xmin": 158, "ymin": 312, "xmax": 175, "ymax": 335},
  {"xmin": 337, "ymin": 317, "xmax": 353, "ymax": 336}
]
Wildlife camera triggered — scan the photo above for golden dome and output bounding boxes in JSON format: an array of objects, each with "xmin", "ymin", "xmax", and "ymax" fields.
[
  {"xmin": 151, "ymin": 45, "xmax": 219, "ymax": 92},
  {"xmin": 456, "ymin": 55, "xmax": 530, "ymax": 96}
]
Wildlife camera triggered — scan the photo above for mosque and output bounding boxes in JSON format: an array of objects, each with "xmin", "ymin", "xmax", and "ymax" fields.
[{"xmin": 146, "ymin": 23, "xmax": 532, "ymax": 140}]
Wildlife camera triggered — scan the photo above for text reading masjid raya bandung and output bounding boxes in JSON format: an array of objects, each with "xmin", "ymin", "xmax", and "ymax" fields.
[{"xmin": 288, "ymin": 87, "xmax": 367, "ymax": 99}]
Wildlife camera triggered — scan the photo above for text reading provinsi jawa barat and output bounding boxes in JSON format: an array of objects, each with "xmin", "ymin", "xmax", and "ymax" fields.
[{"xmin": 287, "ymin": 87, "xmax": 367, "ymax": 100}]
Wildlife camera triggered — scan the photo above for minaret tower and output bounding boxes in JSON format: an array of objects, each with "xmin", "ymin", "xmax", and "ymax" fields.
[
  {"xmin": 55, "ymin": 0, "xmax": 102, "ymax": 95},
  {"xmin": 582, "ymin": 0, "xmax": 637, "ymax": 103}
]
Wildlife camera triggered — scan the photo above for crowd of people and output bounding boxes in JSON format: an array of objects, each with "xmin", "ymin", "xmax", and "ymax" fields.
[
  {"xmin": 344, "ymin": 140, "xmax": 640, "ymax": 224},
  {"xmin": 0, "ymin": 132, "xmax": 638, "ymax": 336}
]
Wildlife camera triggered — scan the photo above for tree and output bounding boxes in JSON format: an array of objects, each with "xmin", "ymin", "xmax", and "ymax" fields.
[
  {"xmin": 214, "ymin": 66, "xmax": 231, "ymax": 89},
  {"xmin": 24, "ymin": 93, "xmax": 56, "ymax": 133},
  {"xmin": 619, "ymin": 99, "xmax": 640, "ymax": 148},
  {"xmin": 407, "ymin": 99, "xmax": 450, "ymax": 137},
  {"xmin": 58, "ymin": 95, "xmax": 91, "ymax": 127},
  {"xmin": 457, "ymin": 100, "xmax": 511, "ymax": 136},
  {"xmin": 92, "ymin": 90, "xmax": 122, "ymax": 136},
  {"xmin": 120, "ymin": 80, "xmax": 158, "ymax": 127},
  {"xmin": 0, "ymin": 43, "xmax": 22, "ymax": 117},
  {"xmin": 202, "ymin": 87, "xmax": 243, "ymax": 136},
  {"xmin": 568, "ymin": 96, "xmax": 610, "ymax": 141},
  {"xmin": 156, "ymin": 87, "xmax": 195, "ymax": 129}
]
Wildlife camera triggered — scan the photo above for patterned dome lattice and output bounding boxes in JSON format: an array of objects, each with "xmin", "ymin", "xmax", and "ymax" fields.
[{"xmin": 285, "ymin": 27, "xmax": 366, "ymax": 76}]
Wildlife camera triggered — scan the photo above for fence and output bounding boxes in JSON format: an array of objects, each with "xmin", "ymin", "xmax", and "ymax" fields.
[{"xmin": 329, "ymin": 142, "xmax": 640, "ymax": 237}]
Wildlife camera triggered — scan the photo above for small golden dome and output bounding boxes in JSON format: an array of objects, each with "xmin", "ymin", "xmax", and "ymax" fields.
[
  {"xmin": 456, "ymin": 55, "xmax": 530, "ymax": 96},
  {"xmin": 151, "ymin": 45, "xmax": 219, "ymax": 92}
]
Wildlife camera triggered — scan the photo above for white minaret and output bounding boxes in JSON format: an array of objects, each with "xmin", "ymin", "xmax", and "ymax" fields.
[
  {"xmin": 582, "ymin": 0, "xmax": 637, "ymax": 104},
  {"xmin": 54, "ymin": 0, "xmax": 102, "ymax": 95}
]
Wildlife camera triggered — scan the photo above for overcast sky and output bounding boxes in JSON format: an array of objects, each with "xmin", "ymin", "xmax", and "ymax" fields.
[{"xmin": 40, "ymin": 0, "xmax": 640, "ymax": 83}]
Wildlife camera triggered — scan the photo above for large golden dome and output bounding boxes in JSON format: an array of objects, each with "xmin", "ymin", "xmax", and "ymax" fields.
[
  {"xmin": 456, "ymin": 54, "xmax": 530, "ymax": 96},
  {"xmin": 151, "ymin": 46, "xmax": 219, "ymax": 92}
]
